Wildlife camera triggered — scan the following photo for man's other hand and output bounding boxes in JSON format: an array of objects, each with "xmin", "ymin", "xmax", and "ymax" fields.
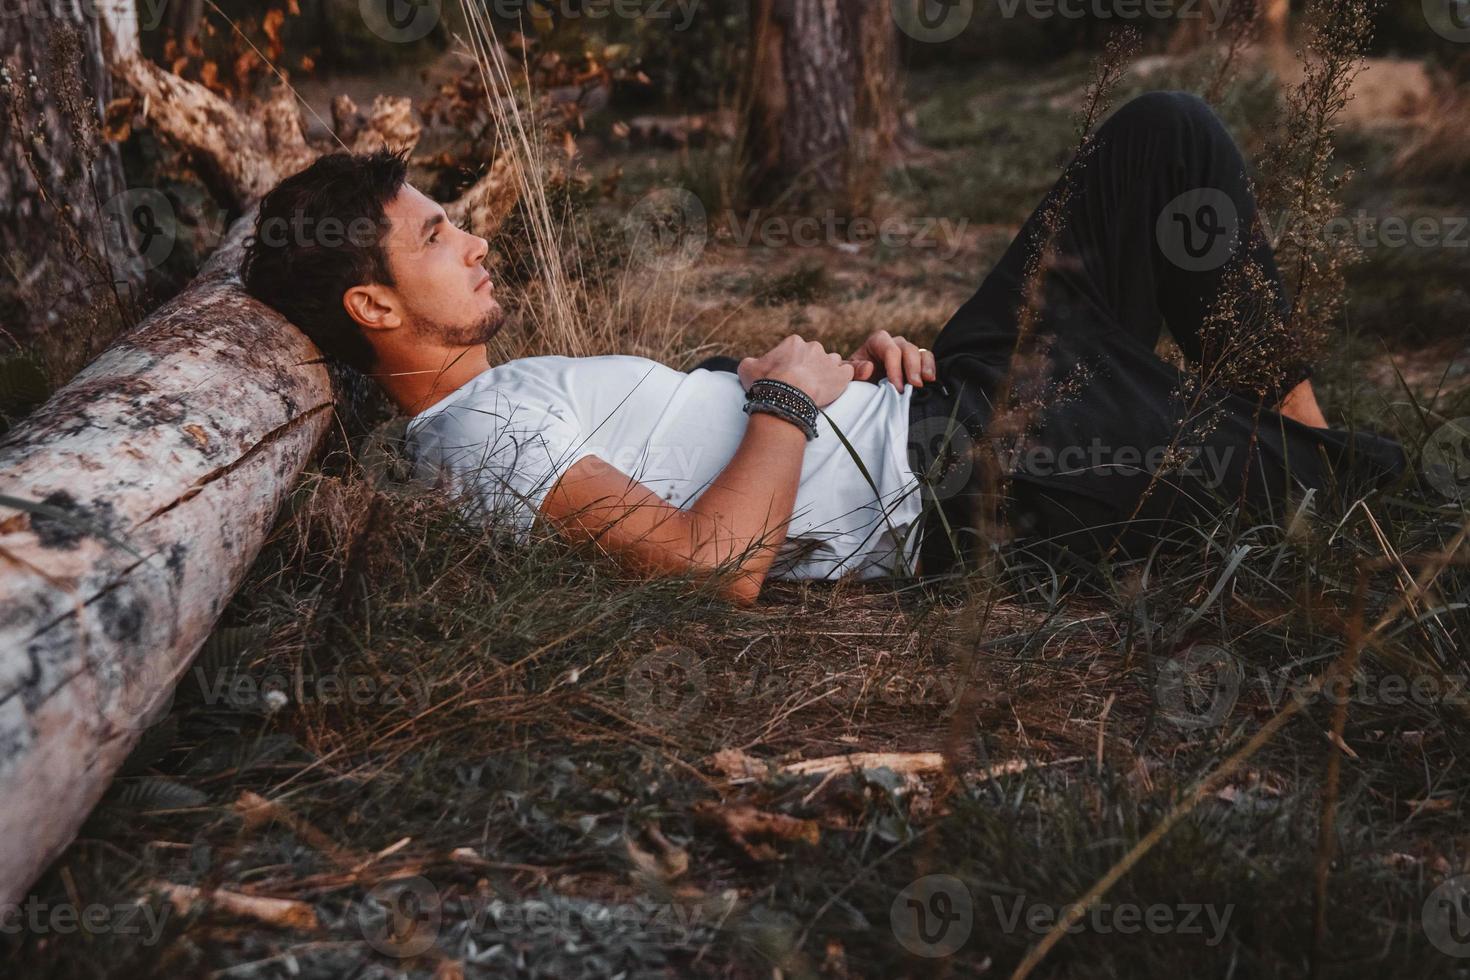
[{"xmin": 845, "ymin": 329, "xmax": 936, "ymax": 391}]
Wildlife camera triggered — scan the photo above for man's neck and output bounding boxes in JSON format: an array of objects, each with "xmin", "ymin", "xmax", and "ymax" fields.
[{"xmin": 376, "ymin": 345, "xmax": 493, "ymax": 416}]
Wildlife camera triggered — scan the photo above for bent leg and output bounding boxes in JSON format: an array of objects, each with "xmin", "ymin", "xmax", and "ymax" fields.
[
  {"xmin": 913, "ymin": 92, "xmax": 1408, "ymax": 577},
  {"xmin": 930, "ymin": 90, "xmax": 1309, "ymax": 404}
]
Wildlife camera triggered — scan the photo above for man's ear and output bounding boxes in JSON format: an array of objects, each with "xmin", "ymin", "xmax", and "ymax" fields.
[{"xmin": 343, "ymin": 283, "xmax": 402, "ymax": 334}]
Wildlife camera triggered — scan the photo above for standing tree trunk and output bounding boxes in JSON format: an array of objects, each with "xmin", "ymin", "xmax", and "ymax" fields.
[
  {"xmin": 1169, "ymin": 0, "xmax": 1290, "ymax": 54},
  {"xmin": 0, "ymin": 1, "xmax": 143, "ymax": 356},
  {"xmin": 743, "ymin": 0, "xmax": 902, "ymax": 211},
  {"xmin": 1262, "ymin": 0, "xmax": 1290, "ymax": 48}
]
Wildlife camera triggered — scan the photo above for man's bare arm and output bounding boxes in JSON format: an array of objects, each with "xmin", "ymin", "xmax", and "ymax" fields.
[
  {"xmin": 539, "ymin": 411, "xmax": 807, "ymax": 606},
  {"xmin": 537, "ymin": 335, "xmax": 854, "ymax": 606}
]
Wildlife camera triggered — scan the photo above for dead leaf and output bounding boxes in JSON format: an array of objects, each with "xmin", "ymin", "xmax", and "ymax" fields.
[
  {"xmin": 707, "ymin": 748, "xmax": 768, "ymax": 783},
  {"xmin": 693, "ymin": 802, "xmax": 819, "ymax": 862},
  {"xmin": 625, "ymin": 822, "xmax": 689, "ymax": 883}
]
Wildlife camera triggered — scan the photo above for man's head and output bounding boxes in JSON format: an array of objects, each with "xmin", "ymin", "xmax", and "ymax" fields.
[{"xmin": 242, "ymin": 149, "xmax": 505, "ymax": 396}]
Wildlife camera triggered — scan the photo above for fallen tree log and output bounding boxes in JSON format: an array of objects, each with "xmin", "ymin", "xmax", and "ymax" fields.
[
  {"xmin": 0, "ymin": 217, "xmax": 334, "ymax": 907},
  {"xmin": 0, "ymin": 54, "xmax": 521, "ymax": 908}
]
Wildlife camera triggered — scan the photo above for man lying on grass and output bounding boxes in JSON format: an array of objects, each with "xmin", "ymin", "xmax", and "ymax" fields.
[{"xmin": 242, "ymin": 91, "xmax": 1409, "ymax": 606}]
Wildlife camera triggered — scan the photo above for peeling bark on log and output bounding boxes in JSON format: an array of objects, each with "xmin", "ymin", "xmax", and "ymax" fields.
[
  {"xmin": 116, "ymin": 56, "xmax": 316, "ymax": 209},
  {"xmin": 0, "ymin": 218, "xmax": 333, "ymax": 906},
  {"xmin": 98, "ymin": 0, "xmax": 139, "ymax": 63}
]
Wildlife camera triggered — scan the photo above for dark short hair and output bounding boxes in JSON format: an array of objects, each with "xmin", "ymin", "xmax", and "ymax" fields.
[{"xmin": 241, "ymin": 149, "xmax": 411, "ymax": 372}]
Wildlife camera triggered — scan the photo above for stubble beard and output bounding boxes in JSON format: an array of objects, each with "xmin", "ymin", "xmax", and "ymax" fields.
[{"xmin": 416, "ymin": 296, "xmax": 507, "ymax": 349}]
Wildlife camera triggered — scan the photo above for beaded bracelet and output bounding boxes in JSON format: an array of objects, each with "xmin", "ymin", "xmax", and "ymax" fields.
[
  {"xmin": 746, "ymin": 379, "xmax": 818, "ymax": 428},
  {"xmin": 743, "ymin": 378, "xmax": 819, "ymax": 440},
  {"xmin": 746, "ymin": 392, "xmax": 817, "ymax": 431},
  {"xmin": 744, "ymin": 397, "xmax": 819, "ymax": 440}
]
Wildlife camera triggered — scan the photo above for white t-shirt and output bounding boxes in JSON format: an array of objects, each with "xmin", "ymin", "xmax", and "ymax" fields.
[{"xmin": 405, "ymin": 354, "xmax": 924, "ymax": 581}]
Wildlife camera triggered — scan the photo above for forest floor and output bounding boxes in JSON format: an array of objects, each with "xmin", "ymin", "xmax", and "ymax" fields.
[{"xmin": 6, "ymin": 52, "xmax": 1470, "ymax": 980}]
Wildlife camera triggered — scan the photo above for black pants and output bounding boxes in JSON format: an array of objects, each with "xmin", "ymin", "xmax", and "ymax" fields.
[
  {"xmin": 908, "ymin": 91, "xmax": 1408, "ymax": 577},
  {"xmin": 701, "ymin": 92, "xmax": 1409, "ymax": 579}
]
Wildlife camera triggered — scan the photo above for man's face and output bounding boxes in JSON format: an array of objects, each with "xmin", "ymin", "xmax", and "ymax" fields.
[{"xmin": 378, "ymin": 182, "xmax": 505, "ymax": 348}]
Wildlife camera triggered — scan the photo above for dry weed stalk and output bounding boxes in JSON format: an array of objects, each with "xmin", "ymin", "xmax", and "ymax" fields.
[
  {"xmin": 1204, "ymin": 0, "xmax": 1265, "ymax": 105},
  {"xmin": 960, "ymin": 28, "xmax": 1142, "ymax": 576},
  {"xmin": 455, "ymin": 0, "xmax": 695, "ymax": 367},
  {"xmin": 1107, "ymin": 0, "xmax": 1381, "ymax": 560},
  {"xmin": 1253, "ymin": 0, "xmax": 1380, "ymax": 375},
  {"xmin": 457, "ymin": 0, "xmax": 582, "ymax": 356},
  {"xmin": 932, "ymin": 27, "xmax": 1143, "ymax": 892}
]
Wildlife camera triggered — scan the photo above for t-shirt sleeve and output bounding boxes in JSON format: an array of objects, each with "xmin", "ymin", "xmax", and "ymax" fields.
[{"xmin": 407, "ymin": 390, "xmax": 600, "ymax": 538}]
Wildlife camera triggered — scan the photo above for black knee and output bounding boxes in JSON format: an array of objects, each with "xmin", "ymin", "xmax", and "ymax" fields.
[{"xmin": 1102, "ymin": 90, "xmax": 1225, "ymax": 142}]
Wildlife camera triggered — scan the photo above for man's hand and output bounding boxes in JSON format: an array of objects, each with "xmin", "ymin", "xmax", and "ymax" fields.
[
  {"xmin": 737, "ymin": 334, "xmax": 855, "ymax": 407},
  {"xmin": 845, "ymin": 329, "xmax": 936, "ymax": 391}
]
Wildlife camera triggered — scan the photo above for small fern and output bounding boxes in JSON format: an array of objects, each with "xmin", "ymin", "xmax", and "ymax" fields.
[{"xmin": 109, "ymin": 777, "xmax": 208, "ymax": 810}]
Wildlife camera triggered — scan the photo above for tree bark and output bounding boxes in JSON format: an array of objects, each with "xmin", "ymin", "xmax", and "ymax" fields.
[
  {"xmin": 0, "ymin": 1, "xmax": 142, "ymax": 348},
  {"xmin": 742, "ymin": 0, "xmax": 901, "ymax": 210},
  {"xmin": 116, "ymin": 56, "xmax": 317, "ymax": 210}
]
